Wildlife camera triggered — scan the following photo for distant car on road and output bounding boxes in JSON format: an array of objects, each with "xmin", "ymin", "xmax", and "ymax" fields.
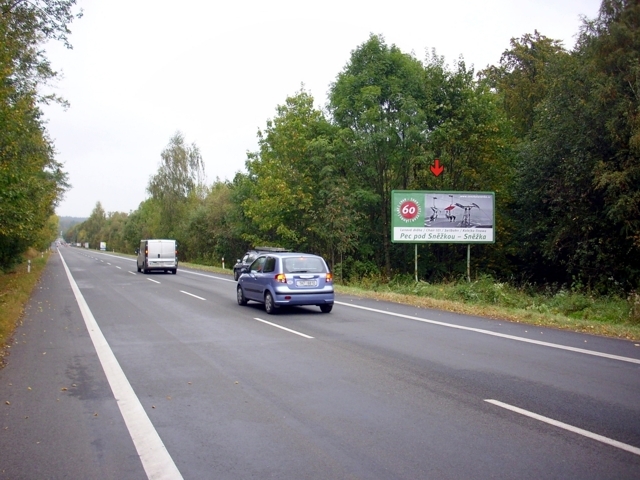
[
  {"xmin": 236, "ymin": 251, "xmax": 334, "ymax": 314},
  {"xmin": 233, "ymin": 247, "xmax": 289, "ymax": 281}
]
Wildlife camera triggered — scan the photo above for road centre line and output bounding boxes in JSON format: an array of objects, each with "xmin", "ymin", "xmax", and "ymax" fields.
[
  {"xmin": 485, "ymin": 399, "xmax": 640, "ymax": 457},
  {"xmin": 335, "ymin": 301, "xmax": 640, "ymax": 365},
  {"xmin": 253, "ymin": 317, "xmax": 314, "ymax": 339},
  {"xmin": 116, "ymin": 266, "xmax": 121, "ymax": 269},
  {"xmin": 58, "ymin": 251, "xmax": 183, "ymax": 479},
  {"xmin": 74, "ymin": 250, "xmax": 639, "ymax": 364},
  {"xmin": 147, "ymin": 278, "xmax": 160, "ymax": 284},
  {"xmin": 180, "ymin": 290, "xmax": 206, "ymax": 301},
  {"xmin": 91, "ymin": 252, "xmax": 235, "ymax": 283},
  {"xmin": 128, "ymin": 271, "xmax": 136, "ymax": 275}
]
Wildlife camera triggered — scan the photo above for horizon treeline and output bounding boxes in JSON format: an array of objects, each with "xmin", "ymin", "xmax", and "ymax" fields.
[{"xmin": 65, "ymin": 0, "xmax": 639, "ymax": 294}]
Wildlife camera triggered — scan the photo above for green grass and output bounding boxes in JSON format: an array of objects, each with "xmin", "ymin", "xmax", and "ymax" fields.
[{"xmin": 0, "ymin": 249, "xmax": 50, "ymax": 364}]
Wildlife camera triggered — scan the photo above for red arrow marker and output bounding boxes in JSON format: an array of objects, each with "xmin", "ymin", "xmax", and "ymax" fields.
[{"xmin": 430, "ymin": 159, "xmax": 444, "ymax": 177}]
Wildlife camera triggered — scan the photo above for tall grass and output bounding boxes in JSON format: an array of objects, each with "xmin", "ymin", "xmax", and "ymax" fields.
[
  {"xmin": 337, "ymin": 273, "xmax": 640, "ymax": 340},
  {"xmin": 0, "ymin": 250, "xmax": 49, "ymax": 359}
]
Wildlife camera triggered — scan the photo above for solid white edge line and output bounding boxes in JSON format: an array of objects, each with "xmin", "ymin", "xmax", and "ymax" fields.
[
  {"xmin": 253, "ymin": 317, "xmax": 314, "ymax": 339},
  {"xmin": 147, "ymin": 278, "xmax": 161, "ymax": 284},
  {"xmin": 485, "ymin": 399, "xmax": 640, "ymax": 457},
  {"xmin": 72, "ymin": 250, "xmax": 640, "ymax": 365},
  {"xmin": 59, "ymin": 250, "xmax": 183, "ymax": 479},
  {"xmin": 334, "ymin": 301, "xmax": 640, "ymax": 365},
  {"xmin": 180, "ymin": 290, "xmax": 206, "ymax": 301}
]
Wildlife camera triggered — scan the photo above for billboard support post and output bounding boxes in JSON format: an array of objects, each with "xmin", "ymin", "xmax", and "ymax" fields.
[
  {"xmin": 415, "ymin": 244, "xmax": 418, "ymax": 282},
  {"xmin": 467, "ymin": 244, "xmax": 471, "ymax": 282}
]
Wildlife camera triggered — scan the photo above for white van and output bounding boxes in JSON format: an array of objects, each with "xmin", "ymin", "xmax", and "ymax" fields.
[{"xmin": 136, "ymin": 239, "xmax": 178, "ymax": 274}]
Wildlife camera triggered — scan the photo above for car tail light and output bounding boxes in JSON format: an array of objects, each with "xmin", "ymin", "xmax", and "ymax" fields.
[
  {"xmin": 325, "ymin": 272, "xmax": 333, "ymax": 283},
  {"xmin": 275, "ymin": 273, "xmax": 287, "ymax": 283}
]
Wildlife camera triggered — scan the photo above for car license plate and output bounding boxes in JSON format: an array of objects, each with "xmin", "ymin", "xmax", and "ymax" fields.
[{"xmin": 296, "ymin": 280, "xmax": 317, "ymax": 287}]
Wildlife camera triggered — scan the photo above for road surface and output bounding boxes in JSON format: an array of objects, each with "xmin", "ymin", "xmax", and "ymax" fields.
[{"xmin": 1, "ymin": 247, "xmax": 639, "ymax": 479}]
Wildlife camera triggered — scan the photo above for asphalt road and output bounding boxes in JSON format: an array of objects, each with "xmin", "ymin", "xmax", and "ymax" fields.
[{"xmin": 1, "ymin": 246, "xmax": 639, "ymax": 479}]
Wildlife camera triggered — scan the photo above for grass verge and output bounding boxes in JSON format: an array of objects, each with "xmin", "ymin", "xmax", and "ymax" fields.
[
  {"xmin": 0, "ymin": 249, "xmax": 50, "ymax": 365},
  {"xmin": 336, "ymin": 277, "xmax": 640, "ymax": 342}
]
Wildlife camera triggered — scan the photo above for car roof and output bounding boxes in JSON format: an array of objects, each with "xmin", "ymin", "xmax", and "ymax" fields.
[{"xmin": 255, "ymin": 252, "xmax": 323, "ymax": 259}]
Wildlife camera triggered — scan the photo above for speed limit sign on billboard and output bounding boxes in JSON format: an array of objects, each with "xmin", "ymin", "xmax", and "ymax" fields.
[{"xmin": 391, "ymin": 190, "xmax": 495, "ymax": 243}]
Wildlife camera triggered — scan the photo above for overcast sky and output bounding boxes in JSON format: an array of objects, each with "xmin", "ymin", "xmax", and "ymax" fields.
[{"xmin": 45, "ymin": 0, "xmax": 603, "ymax": 218}]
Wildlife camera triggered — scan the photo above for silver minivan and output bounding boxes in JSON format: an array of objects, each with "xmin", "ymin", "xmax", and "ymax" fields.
[{"xmin": 136, "ymin": 239, "xmax": 178, "ymax": 274}]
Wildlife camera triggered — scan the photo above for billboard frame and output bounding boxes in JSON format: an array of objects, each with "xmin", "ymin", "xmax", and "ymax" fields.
[{"xmin": 391, "ymin": 190, "xmax": 496, "ymax": 244}]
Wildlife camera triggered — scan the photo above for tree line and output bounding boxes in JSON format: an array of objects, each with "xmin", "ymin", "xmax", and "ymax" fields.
[
  {"xmin": 0, "ymin": 0, "xmax": 80, "ymax": 271},
  {"xmin": 63, "ymin": 1, "xmax": 640, "ymax": 294}
]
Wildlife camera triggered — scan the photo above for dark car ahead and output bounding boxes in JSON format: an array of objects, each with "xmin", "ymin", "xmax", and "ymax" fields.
[
  {"xmin": 236, "ymin": 252, "xmax": 334, "ymax": 314},
  {"xmin": 233, "ymin": 247, "xmax": 289, "ymax": 280}
]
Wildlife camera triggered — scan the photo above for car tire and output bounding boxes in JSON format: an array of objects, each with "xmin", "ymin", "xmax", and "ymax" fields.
[
  {"xmin": 237, "ymin": 285, "xmax": 247, "ymax": 306},
  {"xmin": 264, "ymin": 291, "xmax": 276, "ymax": 314},
  {"xmin": 320, "ymin": 304, "xmax": 333, "ymax": 313},
  {"xmin": 137, "ymin": 264, "xmax": 141, "ymax": 273},
  {"xmin": 234, "ymin": 270, "xmax": 239, "ymax": 281},
  {"xmin": 172, "ymin": 269, "xmax": 177, "ymax": 275}
]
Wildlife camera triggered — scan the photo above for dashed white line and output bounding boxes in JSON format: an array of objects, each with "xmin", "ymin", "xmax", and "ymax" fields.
[
  {"xmin": 128, "ymin": 271, "xmax": 137, "ymax": 275},
  {"xmin": 485, "ymin": 399, "xmax": 640, "ymax": 456},
  {"xmin": 147, "ymin": 278, "xmax": 160, "ymax": 284},
  {"xmin": 253, "ymin": 317, "xmax": 314, "ymax": 339},
  {"xmin": 180, "ymin": 290, "xmax": 206, "ymax": 301},
  {"xmin": 116, "ymin": 266, "xmax": 121, "ymax": 269}
]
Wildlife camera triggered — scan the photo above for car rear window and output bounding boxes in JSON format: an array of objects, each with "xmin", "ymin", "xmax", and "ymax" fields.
[{"xmin": 283, "ymin": 257, "xmax": 326, "ymax": 273}]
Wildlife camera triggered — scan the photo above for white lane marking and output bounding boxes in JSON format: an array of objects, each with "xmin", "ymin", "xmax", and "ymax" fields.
[
  {"xmin": 180, "ymin": 290, "xmax": 206, "ymax": 301},
  {"xmin": 485, "ymin": 399, "xmax": 640, "ymax": 457},
  {"xmin": 179, "ymin": 269, "xmax": 235, "ymax": 282},
  {"xmin": 335, "ymin": 301, "xmax": 640, "ymax": 365},
  {"xmin": 94, "ymin": 252, "xmax": 135, "ymax": 262},
  {"xmin": 147, "ymin": 278, "xmax": 161, "ymax": 284},
  {"xmin": 107, "ymin": 262, "xmax": 111, "ymax": 265},
  {"xmin": 91, "ymin": 252, "xmax": 235, "ymax": 283},
  {"xmin": 253, "ymin": 317, "xmax": 314, "ymax": 339},
  {"xmin": 116, "ymin": 266, "xmax": 121, "ymax": 270},
  {"xmin": 128, "ymin": 271, "xmax": 137, "ymax": 275},
  {"xmin": 59, "ymin": 251, "xmax": 183, "ymax": 479}
]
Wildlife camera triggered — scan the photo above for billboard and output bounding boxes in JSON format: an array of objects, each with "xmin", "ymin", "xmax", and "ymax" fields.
[{"xmin": 391, "ymin": 190, "xmax": 495, "ymax": 243}]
